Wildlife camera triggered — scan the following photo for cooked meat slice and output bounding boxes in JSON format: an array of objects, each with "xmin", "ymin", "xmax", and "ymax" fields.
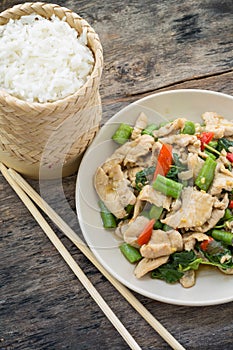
[
  {"xmin": 187, "ymin": 153, "xmax": 205, "ymax": 180},
  {"xmin": 115, "ymin": 221, "xmax": 129, "ymax": 239},
  {"xmin": 134, "ymin": 256, "xmax": 169, "ymax": 278},
  {"xmin": 131, "ymin": 197, "xmax": 144, "ymax": 221},
  {"xmin": 131, "ymin": 112, "xmax": 148, "ymax": 140},
  {"xmin": 151, "ymin": 141, "xmax": 162, "ymax": 166},
  {"xmin": 123, "ymin": 134, "xmax": 155, "ymax": 166},
  {"xmin": 209, "ymin": 163, "xmax": 233, "ymax": 196},
  {"xmin": 123, "ymin": 216, "xmax": 150, "ymax": 247},
  {"xmin": 94, "ymin": 164, "xmax": 136, "ymax": 219},
  {"xmin": 138, "ymin": 185, "xmax": 172, "ymax": 210},
  {"xmin": 153, "ymin": 118, "xmax": 186, "ymax": 138},
  {"xmin": 194, "ymin": 194, "xmax": 228, "ymax": 232},
  {"xmin": 161, "ymin": 187, "xmax": 214, "ymax": 229},
  {"xmin": 179, "ymin": 270, "xmax": 195, "ymax": 288},
  {"xmin": 182, "ymin": 232, "xmax": 209, "ymax": 251},
  {"xmin": 159, "ymin": 134, "xmax": 198, "ymax": 148},
  {"xmin": 140, "ymin": 229, "xmax": 183, "ymax": 259},
  {"xmin": 106, "ymin": 134, "xmax": 154, "ymax": 168},
  {"xmin": 202, "ymin": 111, "xmax": 233, "ymax": 138},
  {"xmin": 178, "ymin": 169, "xmax": 193, "ymax": 181}
]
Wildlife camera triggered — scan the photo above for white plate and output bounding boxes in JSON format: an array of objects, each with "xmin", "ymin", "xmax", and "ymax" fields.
[{"xmin": 76, "ymin": 89, "xmax": 233, "ymax": 306}]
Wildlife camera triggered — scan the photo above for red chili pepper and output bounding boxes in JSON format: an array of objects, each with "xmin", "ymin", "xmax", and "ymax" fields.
[
  {"xmin": 227, "ymin": 153, "xmax": 233, "ymax": 163},
  {"xmin": 200, "ymin": 236, "xmax": 214, "ymax": 251},
  {"xmin": 229, "ymin": 200, "xmax": 233, "ymax": 209},
  {"xmin": 197, "ymin": 132, "xmax": 214, "ymax": 151},
  {"xmin": 137, "ymin": 218, "xmax": 155, "ymax": 246},
  {"xmin": 153, "ymin": 143, "xmax": 173, "ymax": 180}
]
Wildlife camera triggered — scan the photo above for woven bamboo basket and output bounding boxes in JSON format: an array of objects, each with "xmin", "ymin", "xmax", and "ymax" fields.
[{"xmin": 0, "ymin": 2, "xmax": 103, "ymax": 179}]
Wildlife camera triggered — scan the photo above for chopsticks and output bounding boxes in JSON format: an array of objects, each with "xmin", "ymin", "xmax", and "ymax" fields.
[
  {"xmin": 0, "ymin": 163, "xmax": 141, "ymax": 350},
  {"xmin": 0, "ymin": 162, "xmax": 186, "ymax": 350}
]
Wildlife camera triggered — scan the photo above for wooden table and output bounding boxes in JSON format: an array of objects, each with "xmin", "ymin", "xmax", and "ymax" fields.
[{"xmin": 1, "ymin": 1, "xmax": 233, "ymax": 349}]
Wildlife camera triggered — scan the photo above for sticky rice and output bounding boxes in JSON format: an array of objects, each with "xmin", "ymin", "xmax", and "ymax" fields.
[{"xmin": 0, "ymin": 14, "xmax": 94, "ymax": 103}]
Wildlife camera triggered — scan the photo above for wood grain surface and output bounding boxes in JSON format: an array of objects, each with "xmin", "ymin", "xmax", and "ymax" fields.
[{"xmin": 1, "ymin": 1, "xmax": 233, "ymax": 349}]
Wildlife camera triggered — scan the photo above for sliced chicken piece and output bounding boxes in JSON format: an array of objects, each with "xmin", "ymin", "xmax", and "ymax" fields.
[
  {"xmin": 209, "ymin": 163, "xmax": 233, "ymax": 196},
  {"xmin": 153, "ymin": 118, "xmax": 186, "ymax": 138},
  {"xmin": 202, "ymin": 111, "xmax": 233, "ymax": 138},
  {"xmin": 115, "ymin": 220, "xmax": 130, "ymax": 239},
  {"xmin": 123, "ymin": 216, "xmax": 150, "ymax": 247},
  {"xmin": 106, "ymin": 134, "xmax": 154, "ymax": 168},
  {"xmin": 159, "ymin": 134, "xmax": 198, "ymax": 148},
  {"xmin": 179, "ymin": 270, "xmax": 195, "ymax": 288},
  {"xmin": 140, "ymin": 229, "xmax": 183, "ymax": 259},
  {"xmin": 161, "ymin": 187, "xmax": 214, "ymax": 229},
  {"xmin": 131, "ymin": 112, "xmax": 148, "ymax": 140},
  {"xmin": 182, "ymin": 232, "xmax": 209, "ymax": 251},
  {"xmin": 134, "ymin": 256, "xmax": 169, "ymax": 278},
  {"xmin": 194, "ymin": 194, "xmax": 228, "ymax": 232},
  {"xmin": 94, "ymin": 164, "xmax": 136, "ymax": 219},
  {"xmin": 131, "ymin": 197, "xmax": 144, "ymax": 221},
  {"xmin": 123, "ymin": 134, "xmax": 155, "ymax": 167},
  {"xmin": 187, "ymin": 153, "xmax": 205, "ymax": 180},
  {"xmin": 138, "ymin": 185, "xmax": 172, "ymax": 211}
]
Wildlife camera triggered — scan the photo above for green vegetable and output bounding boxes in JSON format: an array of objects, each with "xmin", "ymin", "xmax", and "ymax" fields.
[
  {"xmin": 149, "ymin": 205, "xmax": 163, "ymax": 220},
  {"xmin": 112, "ymin": 123, "xmax": 133, "ymax": 144},
  {"xmin": 204, "ymin": 150, "xmax": 216, "ymax": 160},
  {"xmin": 152, "ymin": 174, "xmax": 183, "ymax": 199},
  {"xmin": 166, "ymin": 153, "xmax": 187, "ymax": 181},
  {"xmin": 151, "ymin": 251, "xmax": 198, "ymax": 283},
  {"xmin": 98, "ymin": 200, "xmax": 117, "ymax": 228},
  {"xmin": 119, "ymin": 243, "xmax": 142, "ymax": 263},
  {"xmin": 211, "ymin": 229, "xmax": 233, "ymax": 246},
  {"xmin": 195, "ymin": 156, "xmax": 217, "ymax": 191},
  {"xmin": 135, "ymin": 166, "xmax": 155, "ymax": 191},
  {"xmin": 198, "ymin": 239, "xmax": 233, "ymax": 270},
  {"xmin": 141, "ymin": 123, "xmax": 158, "ymax": 136},
  {"xmin": 208, "ymin": 141, "xmax": 218, "ymax": 149},
  {"xmin": 217, "ymin": 138, "xmax": 233, "ymax": 152},
  {"xmin": 204, "ymin": 143, "xmax": 221, "ymax": 157},
  {"xmin": 181, "ymin": 121, "xmax": 195, "ymax": 135},
  {"xmin": 153, "ymin": 220, "xmax": 163, "ymax": 229},
  {"xmin": 152, "ymin": 247, "xmax": 233, "ymax": 284},
  {"xmin": 223, "ymin": 208, "xmax": 233, "ymax": 221}
]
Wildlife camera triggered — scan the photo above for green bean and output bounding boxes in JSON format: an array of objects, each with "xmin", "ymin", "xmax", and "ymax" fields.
[
  {"xmin": 208, "ymin": 141, "xmax": 218, "ymax": 149},
  {"xmin": 211, "ymin": 229, "xmax": 233, "ymax": 246},
  {"xmin": 152, "ymin": 174, "xmax": 183, "ymax": 199},
  {"xmin": 119, "ymin": 243, "xmax": 142, "ymax": 263},
  {"xmin": 112, "ymin": 123, "xmax": 133, "ymax": 144},
  {"xmin": 149, "ymin": 205, "xmax": 163, "ymax": 220},
  {"xmin": 98, "ymin": 200, "xmax": 117, "ymax": 228},
  {"xmin": 141, "ymin": 123, "xmax": 158, "ymax": 136},
  {"xmin": 195, "ymin": 156, "xmax": 217, "ymax": 191},
  {"xmin": 204, "ymin": 150, "xmax": 216, "ymax": 160},
  {"xmin": 153, "ymin": 220, "xmax": 163, "ymax": 229},
  {"xmin": 181, "ymin": 121, "xmax": 195, "ymax": 135}
]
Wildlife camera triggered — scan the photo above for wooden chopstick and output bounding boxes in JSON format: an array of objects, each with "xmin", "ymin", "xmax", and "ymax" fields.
[
  {"xmin": 2, "ymin": 163, "xmax": 186, "ymax": 350},
  {"xmin": 0, "ymin": 162, "xmax": 141, "ymax": 350}
]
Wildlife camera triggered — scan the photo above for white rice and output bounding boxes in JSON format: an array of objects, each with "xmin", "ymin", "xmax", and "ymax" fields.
[{"xmin": 0, "ymin": 14, "xmax": 95, "ymax": 103}]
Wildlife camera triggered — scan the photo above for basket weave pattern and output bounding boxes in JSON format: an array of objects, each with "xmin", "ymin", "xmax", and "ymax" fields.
[{"xmin": 0, "ymin": 2, "xmax": 103, "ymax": 178}]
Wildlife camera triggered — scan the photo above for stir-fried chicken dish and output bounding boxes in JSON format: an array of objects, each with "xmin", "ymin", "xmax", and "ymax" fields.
[{"xmin": 94, "ymin": 111, "xmax": 233, "ymax": 288}]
